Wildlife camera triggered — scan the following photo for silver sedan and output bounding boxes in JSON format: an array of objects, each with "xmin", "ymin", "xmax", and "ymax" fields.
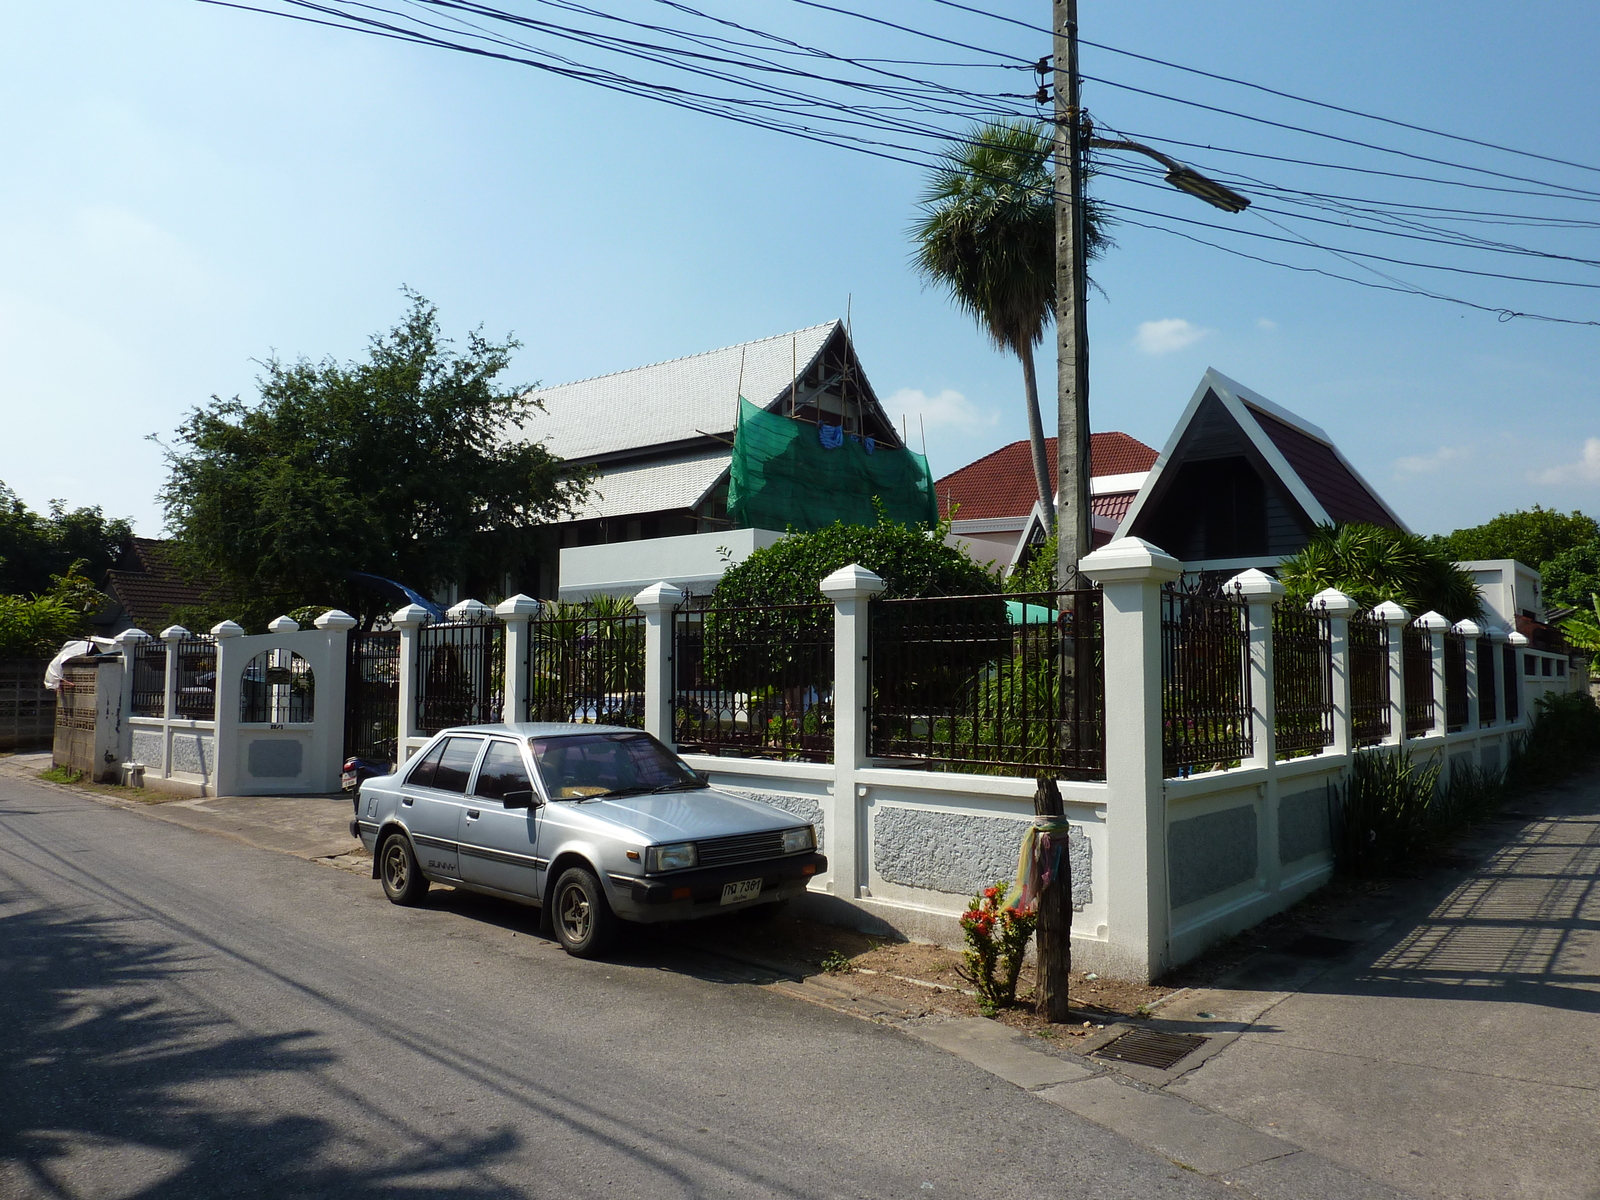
[{"xmin": 352, "ymin": 723, "xmax": 825, "ymax": 957}]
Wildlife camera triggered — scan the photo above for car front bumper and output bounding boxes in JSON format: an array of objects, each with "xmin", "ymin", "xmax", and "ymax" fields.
[{"xmin": 606, "ymin": 851, "xmax": 827, "ymax": 922}]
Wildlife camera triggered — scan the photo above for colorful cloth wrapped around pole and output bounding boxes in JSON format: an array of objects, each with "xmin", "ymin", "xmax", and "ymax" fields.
[{"xmin": 1013, "ymin": 815, "xmax": 1072, "ymax": 912}]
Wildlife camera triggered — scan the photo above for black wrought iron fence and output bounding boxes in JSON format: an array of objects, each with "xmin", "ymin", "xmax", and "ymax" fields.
[
  {"xmin": 130, "ymin": 640, "xmax": 166, "ymax": 717},
  {"xmin": 869, "ymin": 589, "xmax": 1104, "ymax": 778},
  {"xmin": 416, "ymin": 619, "xmax": 503, "ymax": 735},
  {"xmin": 1477, "ymin": 637, "xmax": 1497, "ymax": 725},
  {"xmin": 526, "ymin": 610, "xmax": 645, "ymax": 727},
  {"xmin": 1273, "ymin": 603, "xmax": 1333, "ymax": 758},
  {"xmin": 1348, "ymin": 610, "xmax": 1390, "ymax": 746},
  {"xmin": 1403, "ymin": 623, "xmax": 1435, "ymax": 737},
  {"xmin": 1502, "ymin": 643, "xmax": 1520, "ymax": 723},
  {"xmin": 173, "ymin": 638, "xmax": 217, "ymax": 720},
  {"xmin": 1162, "ymin": 583, "xmax": 1252, "ymax": 775},
  {"xmin": 674, "ymin": 603, "xmax": 833, "ymax": 760},
  {"xmin": 345, "ymin": 629, "xmax": 400, "ymax": 760},
  {"xmin": 1443, "ymin": 630, "xmax": 1468, "ymax": 732},
  {"xmin": 240, "ymin": 648, "xmax": 315, "ymax": 723}
]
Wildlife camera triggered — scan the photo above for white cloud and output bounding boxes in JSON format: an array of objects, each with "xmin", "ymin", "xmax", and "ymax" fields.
[
  {"xmin": 1531, "ymin": 438, "xmax": 1600, "ymax": 486},
  {"xmin": 883, "ymin": 387, "xmax": 998, "ymax": 438},
  {"xmin": 1393, "ymin": 445, "xmax": 1470, "ymax": 476},
  {"xmin": 1134, "ymin": 318, "xmax": 1211, "ymax": 356},
  {"xmin": 1256, "ymin": 318, "xmax": 1278, "ymax": 332}
]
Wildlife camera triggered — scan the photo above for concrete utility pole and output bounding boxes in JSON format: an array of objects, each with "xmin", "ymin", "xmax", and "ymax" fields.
[{"xmin": 1053, "ymin": 0, "xmax": 1091, "ymax": 591}]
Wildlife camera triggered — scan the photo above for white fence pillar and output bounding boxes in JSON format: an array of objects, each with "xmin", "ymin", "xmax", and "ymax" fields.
[
  {"xmin": 208, "ymin": 620, "xmax": 245, "ymax": 793},
  {"xmin": 1416, "ymin": 611, "xmax": 1451, "ymax": 736},
  {"xmin": 392, "ymin": 604, "xmax": 431, "ymax": 762},
  {"xmin": 1229, "ymin": 569, "xmax": 1286, "ymax": 769},
  {"xmin": 1454, "ymin": 619, "xmax": 1483, "ymax": 732},
  {"xmin": 1507, "ymin": 630, "xmax": 1530, "ymax": 725},
  {"xmin": 111, "ymin": 628, "xmax": 150, "ymax": 768},
  {"xmin": 634, "ymin": 583, "xmax": 683, "ymax": 744},
  {"xmin": 1373, "ymin": 601, "xmax": 1410, "ymax": 747},
  {"xmin": 314, "ymin": 610, "xmax": 357, "ymax": 774},
  {"xmin": 1313, "ymin": 588, "xmax": 1359, "ymax": 757},
  {"xmin": 819, "ymin": 563, "xmax": 886, "ymax": 900},
  {"xmin": 158, "ymin": 624, "xmax": 189, "ymax": 777},
  {"xmin": 1080, "ymin": 537, "xmax": 1182, "ymax": 983},
  {"xmin": 496, "ymin": 594, "xmax": 541, "ymax": 725},
  {"xmin": 1485, "ymin": 625, "xmax": 1510, "ymax": 728}
]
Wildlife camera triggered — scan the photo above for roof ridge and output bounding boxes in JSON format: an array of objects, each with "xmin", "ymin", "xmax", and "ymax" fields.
[{"xmin": 532, "ymin": 320, "xmax": 841, "ymax": 394}]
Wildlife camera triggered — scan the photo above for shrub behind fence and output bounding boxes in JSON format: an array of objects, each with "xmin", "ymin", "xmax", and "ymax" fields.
[
  {"xmin": 1162, "ymin": 584, "xmax": 1252, "ymax": 776},
  {"xmin": 416, "ymin": 619, "xmax": 504, "ymax": 735},
  {"xmin": 1273, "ymin": 604, "xmax": 1333, "ymax": 759},
  {"xmin": 1349, "ymin": 610, "xmax": 1390, "ymax": 746},
  {"xmin": 526, "ymin": 609, "xmax": 645, "ymax": 728},
  {"xmin": 869, "ymin": 589, "xmax": 1104, "ymax": 778},
  {"xmin": 674, "ymin": 603, "xmax": 833, "ymax": 761}
]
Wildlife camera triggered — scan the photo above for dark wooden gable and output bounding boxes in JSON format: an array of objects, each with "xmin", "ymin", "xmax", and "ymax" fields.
[{"xmin": 1128, "ymin": 391, "xmax": 1316, "ymax": 562}]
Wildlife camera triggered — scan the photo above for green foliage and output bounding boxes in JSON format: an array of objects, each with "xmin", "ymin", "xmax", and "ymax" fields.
[
  {"xmin": 819, "ymin": 949, "xmax": 854, "ymax": 974},
  {"xmin": 0, "ymin": 481, "xmax": 132, "ymax": 597},
  {"xmin": 38, "ymin": 765, "xmax": 84, "ymax": 785},
  {"xmin": 1278, "ymin": 523, "xmax": 1482, "ymax": 621},
  {"xmin": 713, "ymin": 509, "xmax": 995, "ymax": 608},
  {"xmin": 157, "ymin": 290, "xmax": 590, "ymax": 629},
  {"xmin": 1558, "ymin": 595, "xmax": 1600, "ymax": 653},
  {"xmin": 1505, "ymin": 691, "xmax": 1600, "ymax": 790},
  {"xmin": 1329, "ymin": 748, "xmax": 1443, "ymax": 874},
  {"xmin": 1541, "ymin": 540, "xmax": 1600, "ymax": 610},
  {"xmin": 527, "ymin": 595, "xmax": 644, "ymax": 726},
  {"xmin": 1006, "ymin": 530, "xmax": 1058, "ymax": 594},
  {"xmin": 956, "ymin": 880, "xmax": 1037, "ymax": 1014},
  {"xmin": 1433, "ymin": 506, "xmax": 1599, "ymax": 572},
  {"xmin": 0, "ymin": 563, "xmax": 109, "ymax": 658}
]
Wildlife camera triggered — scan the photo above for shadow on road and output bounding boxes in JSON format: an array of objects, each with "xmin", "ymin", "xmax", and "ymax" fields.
[{"xmin": 0, "ymin": 898, "xmax": 523, "ymax": 1199}]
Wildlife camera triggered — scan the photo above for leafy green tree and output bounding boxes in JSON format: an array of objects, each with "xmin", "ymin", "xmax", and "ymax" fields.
[
  {"xmin": 158, "ymin": 291, "xmax": 589, "ymax": 629},
  {"xmin": 0, "ymin": 563, "xmax": 109, "ymax": 658},
  {"xmin": 1278, "ymin": 523, "xmax": 1483, "ymax": 622},
  {"xmin": 1558, "ymin": 595, "xmax": 1600, "ymax": 653},
  {"xmin": 1433, "ymin": 506, "xmax": 1599, "ymax": 572},
  {"xmin": 0, "ymin": 483, "xmax": 132, "ymax": 596},
  {"xmin": 911, "ymin": 119, "xmax": 1112, "ymax": 534},
  {"xmin": 1539, "ymin": 540, "xmax": 1600, "ymax": 610}
]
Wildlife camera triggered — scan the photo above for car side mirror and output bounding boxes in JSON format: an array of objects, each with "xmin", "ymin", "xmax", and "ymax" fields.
[
  {"xmin": 694, "ymin": 770, "xmax": 710, "ymax": 787},
  {"xmin": 502, "ymin": 788, "xmax": 540, "ymax": 810}
]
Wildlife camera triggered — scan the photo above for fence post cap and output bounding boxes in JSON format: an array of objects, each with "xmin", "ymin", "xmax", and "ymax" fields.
[
  {"xmin": 113, "ymin": 627, "xmax": 152, "ymax": 646},
  {"xmin": 267, "ymin": 615, "xmax": 301, "ymax": 633},
  {"xmin": 315, "ymin": 609, "xmax": 358, "ymax": 631},
  {"xmin": 819, "ymin": 563, "xmax": 888, "ymax": 600},
  {"xmin": 446, "ymin": 598, "xmax": 492, "ymax": 623},
  {"xmin": 634, "ymin": 581, "xmax": 685, "ymax": 611},
  {"xmin": 495, "ymin": 593, "xmax": 542, "ymax": 619},
  {"xmin": 209, "ymin": 621, "xmax": 245, "ymax": 639},
  {"xmin": 1310, "ymin": 587, "xmax": 1359, "ymax": 616},
  {"xmin": 1078, "ymin": 537, "xmax": 1181, "ymax": 583},
  {"xmin": 1507, "ymin": 631, "xmax": 1530, "ymax": 647},
  {"xmin": 1451, "ymin": 618, "xmax": 1485, "ymax": 637},
  {"xmin": 1226, "ymin": 568, "xmax": 1286, "ymax": 601},
  {"xmin": 1415, "ymin": 610, "xmax": 1452, "ymax": 632},
  {"xmin": 1485, "ymin": 624, "xmax": 1511, "ymax": 643},
  {"xmin": 391, "ymin": 604, "xmax": 432, "ymax": 629},
  {"xmin": 160, "ymin": 624, "xmax": 192, "ymax": 642},
  {"xmin": 1372, "ymin": 600, "xmax": 1410, "ymax": 624}
]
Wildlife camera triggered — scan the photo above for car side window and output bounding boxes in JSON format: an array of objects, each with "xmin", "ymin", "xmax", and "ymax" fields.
[
  {"xmin": 473, "ymin": 741, "xmax": 533, "ymax": 800},
  {"xmin": 406, "ymin": 740, "xmax": 447, "ymax": 788},
  {"xmin": 431, "ymin": 738, "xmax": 483, "ymax": 794}
]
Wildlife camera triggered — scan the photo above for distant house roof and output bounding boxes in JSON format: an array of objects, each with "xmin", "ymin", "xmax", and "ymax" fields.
[
  {"xmin": 934, "ymin": 432, "xmax": 1159, "ymax": 522},
  {"xmin": 99, "ymin": 539, "xmax": 223, "ymax": 634},
  {"xmin": 513, "ymin": 322, "xmax": 841, "ymax": 465},
  {"xmin": 1120, "ymin": 368, "xmax": 1406, "ymax": 567}
]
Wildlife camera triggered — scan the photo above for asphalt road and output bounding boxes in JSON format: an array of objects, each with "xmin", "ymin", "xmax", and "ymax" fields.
[{"xmin": 0, "ymin": 774, "xmax": 1231, "ymax": 1200}]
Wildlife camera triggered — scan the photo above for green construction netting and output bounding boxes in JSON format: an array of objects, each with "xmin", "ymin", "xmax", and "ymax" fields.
[{"xmin": 727, "ymin": 397, "xmax": 939, "ymax": 533}]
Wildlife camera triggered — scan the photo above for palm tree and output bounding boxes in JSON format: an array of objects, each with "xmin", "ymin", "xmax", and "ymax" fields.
[
  {"xmin": 911, "ymin": 119, "xmax": 1111, "ymax": 533},
  {"xmin": 1277, "ymin": 523, "xmax": 1484, "ymax": 622}
]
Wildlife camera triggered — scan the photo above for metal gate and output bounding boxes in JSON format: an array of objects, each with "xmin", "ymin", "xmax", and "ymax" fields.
[{"xmin": 344, "ymin": 630, "xmax": 401, "ymax": 765}]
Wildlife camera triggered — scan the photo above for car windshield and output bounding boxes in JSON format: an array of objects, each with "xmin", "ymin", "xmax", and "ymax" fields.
[{"xmin": 528, "ymin": 732, "xmax": 701, "ymax": 800}]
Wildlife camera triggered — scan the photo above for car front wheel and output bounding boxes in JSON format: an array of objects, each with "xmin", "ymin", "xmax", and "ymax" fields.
[
  {"xmin": 551, "ymin": 866, "xmax": 619, "ymax": 958},
  {"xmin": 380, "ymin": 833, "xmax": 429, "ymax": 906}
]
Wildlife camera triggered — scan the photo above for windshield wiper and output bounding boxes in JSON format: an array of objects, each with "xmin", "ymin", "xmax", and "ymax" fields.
[{"xmin": 585, "ymin": 780, "xmax": 703, "ymax": 800}]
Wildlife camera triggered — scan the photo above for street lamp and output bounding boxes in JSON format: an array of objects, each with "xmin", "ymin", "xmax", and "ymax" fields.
[{"xmin": 1088, "ymin": 137, "xmax": 1252, "ymax": 213}]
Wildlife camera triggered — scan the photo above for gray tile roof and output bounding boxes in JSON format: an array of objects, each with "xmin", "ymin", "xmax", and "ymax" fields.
[
  {"xmin": 573, "ymin": 449, "xmax": 731, "ymax": 520},
  {"xmin": 513, "ymin": 321, "xmax": 838, "ymax": 462}
]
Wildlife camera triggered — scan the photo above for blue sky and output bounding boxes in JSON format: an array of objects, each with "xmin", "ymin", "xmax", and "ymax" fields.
[{"xmin": 3, "ymin": 1, "xmax": 1598, "ymax": 539}]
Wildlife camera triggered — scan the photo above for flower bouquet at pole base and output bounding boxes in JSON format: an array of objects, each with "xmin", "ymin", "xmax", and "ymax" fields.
[{"xmin": 956, "ymin": 880, "xmax": 1038, "ymax": 1015}]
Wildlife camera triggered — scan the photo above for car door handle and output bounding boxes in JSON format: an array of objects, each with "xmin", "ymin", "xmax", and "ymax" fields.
[
  {"xmin": 401, "ymin": 796, "xmax": 413, "ymax": 806},
  {"xmin": 466, "ymin": 809, "xmax": 480, "ymax": 820}
]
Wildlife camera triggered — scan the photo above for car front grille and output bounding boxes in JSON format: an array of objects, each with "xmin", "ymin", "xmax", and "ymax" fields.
[{"xmin": 696, "ymin": 830, "xmax": 788, "ymax": 868}]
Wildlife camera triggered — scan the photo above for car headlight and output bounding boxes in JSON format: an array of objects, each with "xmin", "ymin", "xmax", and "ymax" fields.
[
  {"xmin": 782, "ymin": 826, "xmax": 815, "ymax": 854},
  {"xmin": 645, "ymin": 842, "xmax": 697, "ymax": 872}
]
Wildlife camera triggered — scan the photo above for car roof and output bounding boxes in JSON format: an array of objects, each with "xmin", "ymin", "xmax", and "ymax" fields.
[{"xmin": 433, "ymin": 722, "xmax": 645, "ymax": 739}]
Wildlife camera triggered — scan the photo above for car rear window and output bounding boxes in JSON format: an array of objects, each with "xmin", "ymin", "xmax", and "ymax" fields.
[
  {"xmin": 473, "ymin": 741, "xmax": 533, "ymax": 800},
  {"xmin": 529, "ymin": 732, "xmax": 697, "ymax": 799}
]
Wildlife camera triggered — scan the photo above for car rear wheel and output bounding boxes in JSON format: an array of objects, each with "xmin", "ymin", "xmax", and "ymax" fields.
[
  {"xmin": 551, "ymin": 867, "xmax": 619, "ymax": 958},
  {"xmin": 380, "ymin": 833, "xmax": 429, "ymax": 906}
]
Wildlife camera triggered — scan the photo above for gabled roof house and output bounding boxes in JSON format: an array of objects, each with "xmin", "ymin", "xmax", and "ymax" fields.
[{"xmin": 1118, "ymin": 369, "xmax": 1406, "ymax": 570}]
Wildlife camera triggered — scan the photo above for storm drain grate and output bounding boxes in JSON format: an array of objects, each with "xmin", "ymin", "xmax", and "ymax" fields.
[
  {"xmin": 1282, "ymin": 933, "xmax": 1360, "ymax": 959},
  {"xmin": 1090, "ymin": 1028, "xmax": 1207, "ymax": 1071}
]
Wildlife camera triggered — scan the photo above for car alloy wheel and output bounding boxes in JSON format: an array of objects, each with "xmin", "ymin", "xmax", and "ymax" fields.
[
  {"xmin": 558, "ymin": 881, "xmax": 591, "ymax": 943},
  {"xmin": 379, "ymin": 833, "xmax": 429, "ymax": 906},
  {"xmin": 549, "ymin": 866, "xmax": 618, "ymax": 957}
]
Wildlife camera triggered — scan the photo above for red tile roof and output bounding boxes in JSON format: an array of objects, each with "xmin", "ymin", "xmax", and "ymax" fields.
[{"xmin": 936, "ymin": 433, "xmax": 1158, "ymax": 522}]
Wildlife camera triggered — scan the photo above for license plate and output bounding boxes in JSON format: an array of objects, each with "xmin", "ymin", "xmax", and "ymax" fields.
[
  {"xmin": 719, "ymin": 877, "xmax": 762, "ymax": 905},
  {"xmin": 341, "ymin": 771, "xmax": 358, "ymax": 791}
]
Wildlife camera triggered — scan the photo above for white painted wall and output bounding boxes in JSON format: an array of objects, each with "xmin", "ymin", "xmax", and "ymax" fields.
[{"xmin": 558, "ymin": 527, "xmax": 785, "ymax": 602}]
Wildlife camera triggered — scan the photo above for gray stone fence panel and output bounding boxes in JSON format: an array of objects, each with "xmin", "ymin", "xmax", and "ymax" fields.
[{"xmin": 873, "ymin": 806, "xmax": 1091, "ymax": 909}]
